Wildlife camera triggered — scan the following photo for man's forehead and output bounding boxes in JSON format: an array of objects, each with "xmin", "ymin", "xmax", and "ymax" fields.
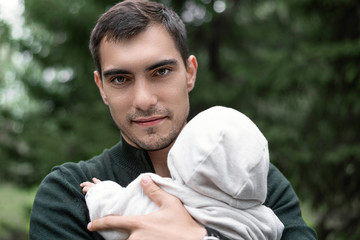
[
  {"xmin": 100, "ymin": 24, "xmax": 170, "ymax": 46},
  {"xmin": 99, "ymin": 25, "xmax": 183, "ymax": 70}
]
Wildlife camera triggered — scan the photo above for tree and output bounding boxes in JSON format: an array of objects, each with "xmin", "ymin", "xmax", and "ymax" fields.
[{"xmin": 1, "ymin": 0, "xmax": 359, "ymax": 239}]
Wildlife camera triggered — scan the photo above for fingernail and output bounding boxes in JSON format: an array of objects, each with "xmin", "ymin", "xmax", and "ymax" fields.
[
  {"xmin": 142, "ymin": 175, "xmax": 151, "ymax": 185},
  {"xmin": 87, "ymin": 222, "xmax": 92, "ymax": 230}
]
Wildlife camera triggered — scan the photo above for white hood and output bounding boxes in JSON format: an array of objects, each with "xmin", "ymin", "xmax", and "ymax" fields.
[{"xmin": 168, "ymin": 106, "xmax": 269, "ymax": 209}]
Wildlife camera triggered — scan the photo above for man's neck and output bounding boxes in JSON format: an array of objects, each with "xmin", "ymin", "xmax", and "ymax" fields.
[{"xmin": 147, "ymin": 145, "xmax": 173, "ymax": 178}]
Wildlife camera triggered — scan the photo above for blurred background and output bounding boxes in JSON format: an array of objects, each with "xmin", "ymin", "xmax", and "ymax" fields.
[{"xmin": 0, "ymin": 0, "xmax": 359, "ymax": 239}]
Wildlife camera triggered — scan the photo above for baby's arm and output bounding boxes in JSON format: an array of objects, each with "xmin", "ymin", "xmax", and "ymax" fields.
[{"xmin": 80, "ymin": 177, "xmax": 101, "ymax": 195}]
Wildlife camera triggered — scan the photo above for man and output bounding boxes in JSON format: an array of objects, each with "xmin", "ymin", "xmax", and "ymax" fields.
[{"xmin": 29, "ymin": 1, "xmax": 317, "ymax": 239}]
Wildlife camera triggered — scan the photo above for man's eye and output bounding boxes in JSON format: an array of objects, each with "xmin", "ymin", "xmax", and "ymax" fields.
[
  {"xmin": 111, "ymin": 76, "xmax": 127, "ymax": 84},
  {"xmin": 155, "ymin": 68, "xmax": 170, "ymax": 76}
]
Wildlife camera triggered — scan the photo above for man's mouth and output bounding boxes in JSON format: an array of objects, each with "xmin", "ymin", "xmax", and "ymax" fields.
[{"xmin": 132, "ymin": 116, "xmax": 167, "ymax": 127}]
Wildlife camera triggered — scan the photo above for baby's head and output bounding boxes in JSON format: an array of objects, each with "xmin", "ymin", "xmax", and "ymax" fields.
[{"xmin": 168, "ymin": 106, "xmax": 269, "ymax": 208}]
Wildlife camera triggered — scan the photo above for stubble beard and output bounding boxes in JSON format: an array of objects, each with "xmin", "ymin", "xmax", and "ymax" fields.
[
  {"xmin": 120, "ymin": 107, "xmax": 188, "ymax": 151},
  {"xmin": 135, "ymin": 125, "xmax": 181, "ymax": 151}
]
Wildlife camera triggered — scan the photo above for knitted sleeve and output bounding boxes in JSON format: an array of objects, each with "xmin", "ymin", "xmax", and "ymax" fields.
[
  {"xmin": 29, "ymin": 165, "xmax": 104, "ymax": 240},
  {"xmin": 265, "ymin": 164, "xmax": 317, "ymax": 240}
]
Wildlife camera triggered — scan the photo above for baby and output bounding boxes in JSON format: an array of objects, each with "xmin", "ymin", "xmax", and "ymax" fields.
[{"xmin": 81, "ymin": 106, "xmax": 284, "ymax": 240}]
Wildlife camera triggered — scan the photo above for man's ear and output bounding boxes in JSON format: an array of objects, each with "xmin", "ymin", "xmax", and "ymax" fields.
[
  {"xmin": 186, "ymin": 55, "xmax": 198, "ymax": 93},
  {"xmin": 94, "ymin": 71, "xmax": 109, "ymax": 105}
]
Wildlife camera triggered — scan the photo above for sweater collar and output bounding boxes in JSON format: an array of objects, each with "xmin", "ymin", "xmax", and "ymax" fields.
[{"xmin": 110, "ymin": 136, "xmax": 155, "ymax": 174}]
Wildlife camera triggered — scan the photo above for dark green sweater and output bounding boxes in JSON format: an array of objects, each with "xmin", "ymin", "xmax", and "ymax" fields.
[{"xmin": 29, "ymin": 139, "xmax": 317, "ymax": 239}]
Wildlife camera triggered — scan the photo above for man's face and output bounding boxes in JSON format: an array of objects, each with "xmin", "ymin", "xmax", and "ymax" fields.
[{"xmin": 95, "ymin": 25, "xmax": 197, "ymax": 151}]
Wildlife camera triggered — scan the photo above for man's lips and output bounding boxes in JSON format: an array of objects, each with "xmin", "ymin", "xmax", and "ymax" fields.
[{"xmin": 132, "ymin": 116, "xmax": 166, "ymax": 127}]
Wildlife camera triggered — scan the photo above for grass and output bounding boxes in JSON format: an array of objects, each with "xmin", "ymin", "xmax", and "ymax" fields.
[
  {"xmin": 300, "ymin": 201, "xmax": 318, "ymax": 229},
  {"xmin": 0, "ymin": 184, "xmax": 37, "ymax": 240}
]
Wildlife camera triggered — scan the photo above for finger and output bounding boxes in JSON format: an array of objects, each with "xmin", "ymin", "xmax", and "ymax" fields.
[
  {"xmin": 80, "ymin": 182, "xmax": 95, "ymax": 194},
  {"xmin": 82, "ymin": 185, "xmax": 91, "ymax": 194},
  {"xmin": 92, "ymin": 177, "xmax": 101, "ymax": 183},
  {"xmin": 141, "ymin": 175, "xmax": 177, "ymax": 207},
  {"xmin": 88, "ymin": 215, "xmax": 139, "ymax": 232},
  {"xmin": 80, "ymin": 181, "xmax": 90, "ymax": 187},
  {"xmin": 82, "ymin": 186, "xmax": 91, "ymax": 194}
]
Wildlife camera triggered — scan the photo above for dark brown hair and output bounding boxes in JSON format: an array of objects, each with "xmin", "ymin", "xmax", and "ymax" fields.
[{"xmin": 89, "ymin": 0, "xmax": 189, "ymax": 77}]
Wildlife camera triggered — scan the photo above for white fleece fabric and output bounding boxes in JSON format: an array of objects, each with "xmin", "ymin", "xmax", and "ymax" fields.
[{"xmin": 85, "ymin": 106, "xmax": 284, "ymax": 240}]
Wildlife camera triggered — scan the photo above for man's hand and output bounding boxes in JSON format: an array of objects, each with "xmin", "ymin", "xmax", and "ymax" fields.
[{"xmin": 87, "ymin": 175, "xmax": 207, "ymax": 240}]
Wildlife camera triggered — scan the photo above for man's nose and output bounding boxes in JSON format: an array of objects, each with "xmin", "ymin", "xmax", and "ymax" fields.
[{"xmin": 132, "ymin": 78, "xmax": 157, "ymax": 111}]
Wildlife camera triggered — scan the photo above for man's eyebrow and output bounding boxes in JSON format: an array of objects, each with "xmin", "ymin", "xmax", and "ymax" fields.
[
  {"xmin": 102, "ymin": 59, "xmax": 178, "ymax": 78},
  {"xmin": 146, "ymin": 59, "xmax": 178, "ymax": 71},
  {"xmin": 103, "ymin": 69, "xmax": 131, "ymax": 78}
]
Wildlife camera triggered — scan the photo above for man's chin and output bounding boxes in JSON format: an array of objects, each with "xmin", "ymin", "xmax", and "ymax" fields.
[{"xmin": 137, "ymin": 139, "xmax": 174, "ymax": 152}]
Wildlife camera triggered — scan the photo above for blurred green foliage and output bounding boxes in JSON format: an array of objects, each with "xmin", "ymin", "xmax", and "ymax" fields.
[
  {"xmin": 0, "ymin": 0, "xmax": 359, "ymax": 239},
  {"xmin": 0, "ymin": 185, "xmax": 36, "ymax": 240}
]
